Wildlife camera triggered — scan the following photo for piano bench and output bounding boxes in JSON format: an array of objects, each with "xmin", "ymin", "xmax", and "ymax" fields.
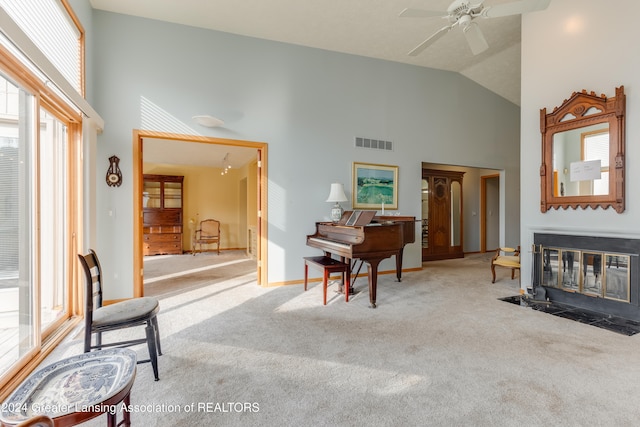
[{"xmin": 304, "ymin": 256, "xmax": 351, "ymax": 305}]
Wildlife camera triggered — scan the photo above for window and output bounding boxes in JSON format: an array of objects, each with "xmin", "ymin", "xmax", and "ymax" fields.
[
  {"xmin": 39, "ymin": 108, "xmax": 69, "ymax": 332},
  {"xmin": 0, "ymin": 72, "xmax": 37, "ymax": 379},
  {"xmin": 0, "ymin": 0, "xmax": 83, "ymax": 391},
  {"xmin": 0, "ymin": 0, "xmax": 84, "ymax": 94},
  {"xmin": 0, "ymin": 68, "xmax": 78, "ymax": 387},
  {"xmin": 582, "ymin": 130, "xmax": 609, "ymax": 196}
]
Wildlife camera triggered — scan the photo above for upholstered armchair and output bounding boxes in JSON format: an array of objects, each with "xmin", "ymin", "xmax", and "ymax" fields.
[{"xmin": 491, "ymin": 246, "xmax": 520, "ymax": 283}]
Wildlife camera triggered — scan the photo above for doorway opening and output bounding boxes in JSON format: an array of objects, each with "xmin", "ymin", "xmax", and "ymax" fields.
[
  {"xmin": 481, "ymin": 174, "xmax": 500, "ymax": 253},
  {"xmin": 132, "ymin": 130, "xmax": 268, "ymax": 296},
  {"xmin": 421, "ymin": 163, "xmax": 504, "ymax": 259}
]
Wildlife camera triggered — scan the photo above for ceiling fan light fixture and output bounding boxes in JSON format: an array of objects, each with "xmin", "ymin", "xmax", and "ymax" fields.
[
  {"xmin": 458, "ymin": 14, "xmax": 472, "ymax": 27},
  {"xmin": 400, "ymin": 0, "xmax": 551, "ymax": 56},
  {"xmin": 192, "ymin": 115, "xmax": 225, "ymax": 128}
]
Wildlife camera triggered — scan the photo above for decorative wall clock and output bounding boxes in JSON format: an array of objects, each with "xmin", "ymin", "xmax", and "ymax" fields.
[{"xmin": 106, "ymin": 155, "xmax": 123, "ymax": 187}]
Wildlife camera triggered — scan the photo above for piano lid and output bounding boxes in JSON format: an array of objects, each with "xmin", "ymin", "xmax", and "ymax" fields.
[{"xmin": 340, "ymin": 210, "xmax": 376, "ymax": 226}]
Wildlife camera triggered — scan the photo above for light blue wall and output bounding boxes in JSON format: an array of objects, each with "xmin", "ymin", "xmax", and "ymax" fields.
[{"xmin": 88, "ymin": 10, "xmax": 520, "ymax": 293}]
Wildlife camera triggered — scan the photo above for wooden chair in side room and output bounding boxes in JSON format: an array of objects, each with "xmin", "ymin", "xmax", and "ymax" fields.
[
  {"xmin": 491, "ymin": 246, "xmax": 521, "ymax": 283},
  {"xmin": 193, "ymin": 218, "xmax": 221, "ymax": 255},
  {"xmin": 78, "ymin": 249, "xmax": 162, "ymax": 381}
]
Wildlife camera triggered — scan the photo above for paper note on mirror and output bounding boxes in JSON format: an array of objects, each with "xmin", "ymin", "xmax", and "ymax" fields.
[{"xmin": 570, "ymin": 159, "xmax": 601, "ymax": 182}]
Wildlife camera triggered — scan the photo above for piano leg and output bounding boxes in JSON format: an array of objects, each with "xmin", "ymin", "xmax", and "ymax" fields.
[
  {"xmin": 395, "ymin": 249, "xmax": 404, "ymax": 282},
  {"xmin": 366, "ymin": 258, "xmax": 384, "ymax": 309}
]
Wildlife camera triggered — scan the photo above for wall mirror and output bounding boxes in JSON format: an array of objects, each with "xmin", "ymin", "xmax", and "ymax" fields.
[{"xmin": 540, "ymin": 86, "xmax": 625, "ymax": 212}]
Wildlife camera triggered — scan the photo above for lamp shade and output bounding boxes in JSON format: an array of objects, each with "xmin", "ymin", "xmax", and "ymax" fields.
[{"xmin": 326, "ymin": 183, "xmax": 348, "ymax": 203}]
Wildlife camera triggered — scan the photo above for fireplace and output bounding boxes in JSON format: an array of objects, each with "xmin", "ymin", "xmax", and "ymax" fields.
[{"xmin": 532, "ymin": 233, "xmax": 640, "ymax": 321}]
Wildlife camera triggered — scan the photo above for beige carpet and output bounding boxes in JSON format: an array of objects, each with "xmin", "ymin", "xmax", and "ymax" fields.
[
  {"xmin": 41, "ymin": 252, "xmax": 640, "ymax": 426},
  {"xmin": 142, "ymin": 250, "xmax": 256, "ymax": 298}
]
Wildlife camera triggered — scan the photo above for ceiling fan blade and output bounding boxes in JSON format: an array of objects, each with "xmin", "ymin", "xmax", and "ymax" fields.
[
  {"xmin": 483, "ymin": 0, "xmax": 551, "ymax": 18},
  {"xmin": 408, "ymin": 25, "xmax": 454, "ymax": 56},
  {"xmin": 399, "ymin": 8, "xmax": 447, "ymax": 18},
  {"xmin": 463, "ymin": 22, "xmax": 489, "ymax": 55}
]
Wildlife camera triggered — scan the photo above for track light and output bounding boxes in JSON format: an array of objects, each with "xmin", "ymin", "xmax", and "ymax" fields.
[{"xmin": 221, "ymin": 153, "xmax": 232, "ymax": 175}]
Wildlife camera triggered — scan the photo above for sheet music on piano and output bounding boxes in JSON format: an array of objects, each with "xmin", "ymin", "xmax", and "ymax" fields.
[{"xmin": 341, "ymin": 210, "xmax": 376, "ymax": 226}]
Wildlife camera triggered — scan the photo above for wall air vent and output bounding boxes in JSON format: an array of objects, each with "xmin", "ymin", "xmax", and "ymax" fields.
[{"xmin": 355, "ymin": 137, "xmax": 393, "ymax": 151}]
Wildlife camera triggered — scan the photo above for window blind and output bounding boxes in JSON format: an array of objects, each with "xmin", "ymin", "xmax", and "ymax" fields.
[
  {"xmin": 0, "ymin": 0, "xmax": 81, "ymax": 94},
  {"xmin": 584, "ymin": 132, "xmax": 609, "ymax": 167}
]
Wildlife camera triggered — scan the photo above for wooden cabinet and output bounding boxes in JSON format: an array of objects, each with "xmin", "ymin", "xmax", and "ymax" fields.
[
  {"xmin": 143, "ymin": 174, "xmax": 184, "ymax": 256},
  {"xmin": 421, "ymin": 168, "xmax": 464, "ymax": 261}
]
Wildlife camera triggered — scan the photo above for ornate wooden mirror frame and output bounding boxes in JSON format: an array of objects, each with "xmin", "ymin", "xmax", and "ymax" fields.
[{"xmin": 540, "ymin": 86, "xmax": 625, "ymax": 213}]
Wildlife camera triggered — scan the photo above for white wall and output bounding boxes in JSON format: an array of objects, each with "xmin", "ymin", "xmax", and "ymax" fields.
[
  {"xmin": 87, "ymin": 10, "xmax": 520, "ymax": 297},
  {"xmin": 521, "ymin": 0, "xmax": 640, "ymax": 287}
]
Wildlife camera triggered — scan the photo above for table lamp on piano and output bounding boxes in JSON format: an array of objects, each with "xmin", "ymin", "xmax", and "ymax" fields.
[{"xmin": 326, "ymin": 182, "xmax": 348, "ymax": 222}]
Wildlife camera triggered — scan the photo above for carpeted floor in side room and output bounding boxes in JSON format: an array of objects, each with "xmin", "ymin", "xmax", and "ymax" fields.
[{"xmin": 39, "ymin": 252, "xmax": 640, "ymax": 426}]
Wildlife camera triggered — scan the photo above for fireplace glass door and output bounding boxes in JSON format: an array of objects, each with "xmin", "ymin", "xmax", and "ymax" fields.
[
  {"xmin": 561, "ymin": 250, "xmax": 581, "ymax": 291},
  {"xmin": 542, "ymin": 248, "xmax": 559, "ymax": 288},
  {"xmin": 604, "ymin": 254, "xmax": 630, "ymax": 301},
  {"xmin": 540, "ymin": 246, "xmax": 630, "ymax": 302},
  {"xmin": 582, "ymin": 252, "xmax": 603, "ymax": 296}
]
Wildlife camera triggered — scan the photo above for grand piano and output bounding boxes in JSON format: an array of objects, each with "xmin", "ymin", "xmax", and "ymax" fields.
[{"xmin": 306, "ymin": 211, "xmax": 416, "ymax": 308}]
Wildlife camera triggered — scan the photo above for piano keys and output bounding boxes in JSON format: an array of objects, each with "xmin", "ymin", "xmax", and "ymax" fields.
[{"xmin": 306, "ymin": 213, "xmax": 416, "ymax": 308}]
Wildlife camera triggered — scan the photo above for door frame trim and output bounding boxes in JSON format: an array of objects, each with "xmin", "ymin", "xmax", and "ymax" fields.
[
  {"xmin": 480, "ymin": 173, "xmax": 500, "ymax": 253},
  {"xmin": 132, "ymin": 129, "xmax": 268, "ymax": 296}
]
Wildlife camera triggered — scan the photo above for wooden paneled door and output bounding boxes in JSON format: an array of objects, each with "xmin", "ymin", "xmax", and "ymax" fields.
[{"xmin": 422, "ymin": 168, "xmax": 465, "ymax": 261}]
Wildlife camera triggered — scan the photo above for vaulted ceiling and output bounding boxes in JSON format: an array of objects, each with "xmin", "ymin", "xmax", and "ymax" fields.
[
  {"xmin": 91, "ymin": 0, "xmax": 538, "ymax": 168},
  {"xmin": 90, "ymin": 0, "xmax": 533, "ymax": 106}
]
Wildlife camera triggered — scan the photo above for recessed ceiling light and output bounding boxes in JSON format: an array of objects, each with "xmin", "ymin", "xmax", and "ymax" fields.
[{"xmin": 192, "ymin": 115, "xmax": 224, "ymax": 127}]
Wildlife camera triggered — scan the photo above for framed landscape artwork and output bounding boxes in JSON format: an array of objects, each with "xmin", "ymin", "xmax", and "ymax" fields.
[{"xmin": 352, "ymin": 162, "xmax": 398, "ymax": 210}]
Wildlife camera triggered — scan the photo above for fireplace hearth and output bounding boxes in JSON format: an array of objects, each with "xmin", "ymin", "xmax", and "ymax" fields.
[
  {"xmin": 500, "ymin": 295, "xmax": 640, "ymax": 335},
  {"xmin": 532, "ymin": 233, "xmax": 640, "ymax": 321}
]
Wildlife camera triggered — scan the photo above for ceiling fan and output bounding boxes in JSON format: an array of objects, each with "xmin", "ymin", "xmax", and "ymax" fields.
[{"xmin": 400, "ymin": 0, "xmax": 551, "ymax": 56}]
